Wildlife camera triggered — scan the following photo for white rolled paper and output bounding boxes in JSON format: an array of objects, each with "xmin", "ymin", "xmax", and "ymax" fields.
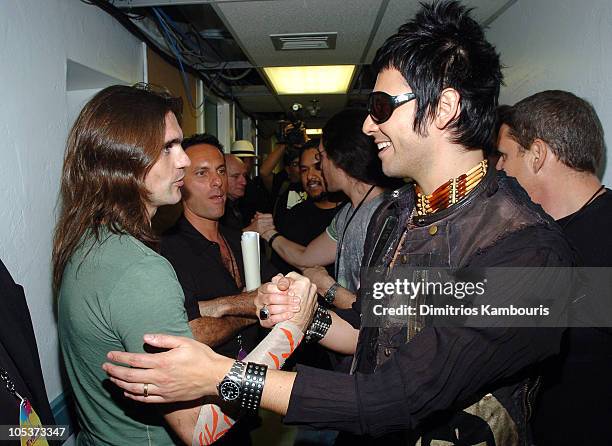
[{"xmin": 241, "ymin": 231, "xmax": 261, "ymax": 291}]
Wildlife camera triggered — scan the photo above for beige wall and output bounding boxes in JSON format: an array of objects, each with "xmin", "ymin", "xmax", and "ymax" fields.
[{"xmin": 147, "ymin": 47, "xmax": 198, "ymax": 137}]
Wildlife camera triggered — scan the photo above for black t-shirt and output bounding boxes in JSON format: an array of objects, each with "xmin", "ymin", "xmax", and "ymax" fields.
[
  {"xmin": 533, "ymin": 189, "xmax": 612, "ymax": 445},
  {"xmin": 272, "ymin": 199, "xmax": 340, "ymax": 274},
  {"xmin": 272, "ymin": 171, "xmax": 305, "ymax": 227},
  {"xmin": 270, "ymin": 199, "xmax": 341, "ymax": 371},
  {"xmin": 556, "ymin": 188, "xmax": 612, "ymax": 266},
  {"xmin": 246, "ymin": 176, "xmax": 274, "ymax": 219},
  {"xmin": 221, "ymin": 198, "xmax": 247, "ymax": 231},
  {"xmin": 160, "ymin": 216, "xmax": 277, "ymax": 358}
]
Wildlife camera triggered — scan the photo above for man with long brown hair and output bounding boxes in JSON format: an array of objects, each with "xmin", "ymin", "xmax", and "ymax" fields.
[
  {"xmin": 54, "ymin": 84, "xmax": 199, "ymax": 444},
  {"xmin": 53, "ymin": 84, "xmax": 309, "ymax": 445}
]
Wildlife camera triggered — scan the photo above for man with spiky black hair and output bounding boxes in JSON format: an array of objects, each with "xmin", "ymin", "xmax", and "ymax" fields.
[{"xmin": 103, "ymin": 3, "xmax": 575, "ymax": 445}]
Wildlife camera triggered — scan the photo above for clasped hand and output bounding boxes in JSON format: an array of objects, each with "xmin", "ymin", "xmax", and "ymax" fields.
[
  {"xmin": 244, "ymin": 212, "xmax": 276, "ymax": 240},
  {"xmin": 255, "ymin": 272, "xmax": 318, "ymax": 332}
]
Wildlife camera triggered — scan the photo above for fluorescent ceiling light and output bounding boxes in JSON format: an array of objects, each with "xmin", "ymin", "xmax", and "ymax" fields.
[
  {"xmin": 306, "ymin": 128, "xmax": 322, "ymax": 135},
  {"xmin": 263, "ymin": 65, "xmax": 355, "ymax": 95}
]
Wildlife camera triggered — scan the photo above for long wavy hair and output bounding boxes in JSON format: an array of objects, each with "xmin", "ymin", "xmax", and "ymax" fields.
[{"xmin": 52, "ymin": 84, "xmax": 182, "ymax": 292}]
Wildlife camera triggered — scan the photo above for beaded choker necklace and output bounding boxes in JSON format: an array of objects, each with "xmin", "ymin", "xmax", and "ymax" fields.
[{"xmin": 415, "ymin": 159, "xmax": 488, "ymax": 216}]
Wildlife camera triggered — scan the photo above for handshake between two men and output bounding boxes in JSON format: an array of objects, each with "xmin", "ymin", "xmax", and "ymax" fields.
[{"xmin": 254, "ymin": 272, "xmax": 318, "ymax": 330}]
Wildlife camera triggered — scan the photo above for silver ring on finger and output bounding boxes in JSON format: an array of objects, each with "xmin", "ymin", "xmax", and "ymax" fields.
[{"xmin": 259, "ymin": 304, "xmax": 270, "ymax": 321}]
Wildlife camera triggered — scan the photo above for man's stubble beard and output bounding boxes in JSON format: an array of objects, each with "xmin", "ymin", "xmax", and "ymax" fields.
[{"xmin": 310, "ymin": 191, "xmax": 328, "ymax": 202}]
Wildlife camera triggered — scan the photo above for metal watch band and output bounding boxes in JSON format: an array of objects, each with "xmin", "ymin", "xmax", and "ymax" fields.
[
  {"xmin": 227, "ymin": 360, "xmax": 247, "ymax": 382},
  {"xmin": 240, "ymin": 362, "xmax": 268, "ymax": 413},
  {"xmin": 304, "ymin": 306, "xmax": 332, "ymax": 343},
  {"xmin": 218, "ymin": 360, "xmax": 246, "ymax": 402},
  {"xmin": 322, "ymin": 282, "xmax": 340, "ymax": 307}
]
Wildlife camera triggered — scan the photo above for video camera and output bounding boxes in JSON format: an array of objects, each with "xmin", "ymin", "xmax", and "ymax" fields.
[
  {"xmin": 276, "ymin": 103, "xmax": 307, "ymax": 146},
  {"xmin": 277, "ymin": 120, "xmax": 307, "ymax": 146}
]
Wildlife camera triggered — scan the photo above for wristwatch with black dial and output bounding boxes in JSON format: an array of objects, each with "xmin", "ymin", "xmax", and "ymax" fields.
[{"xmin": 217, "ymin": 360, "xmax": 246, "ymax": 402}]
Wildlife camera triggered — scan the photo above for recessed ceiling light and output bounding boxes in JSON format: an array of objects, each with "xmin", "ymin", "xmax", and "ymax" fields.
[
  {"xmin": 306, "ymin": 128, "xmax": 323, "ymax": 135},
  {"xmin": 263, "ymin": 65, "xmax": 356, "ymax": 95}
]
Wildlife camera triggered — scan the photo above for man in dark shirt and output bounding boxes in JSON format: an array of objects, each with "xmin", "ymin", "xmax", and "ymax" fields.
[
  {"xmin": 221, "ymin": 154, "xmax": 249, "ymax": 231},
  {"xmin": 161, "ymin": 134, "xmax": 279, "ymax": 445},
  {"xmin": 273, "ymin": 147, "xmax": 306, "ymax": 223},
  {"xmin": 268, "ymin": 139, "xmax": 341, "ymax": 274},
  {"xmin": 160, "ymin": 134, "xmax": 277, "ymax": 359},
  {"xmin": 497, "ymin": 90, "xmax": 612, "ymax": 445}
]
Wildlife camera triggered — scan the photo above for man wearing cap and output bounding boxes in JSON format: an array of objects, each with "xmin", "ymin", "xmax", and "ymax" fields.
[
  {"xmin": 230, "ymin": 139, "xmax": 258, "ymax": 177},
  {"xmin": 230, "ymin": 139, "xmax": 275, "ymax": 224}
]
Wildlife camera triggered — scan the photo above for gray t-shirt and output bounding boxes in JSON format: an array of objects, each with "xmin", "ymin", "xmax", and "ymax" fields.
[
  {"xmin": 58, "ymin": 230, "xmax": 192, "ymax": 445},
  {"xmin": 326, "ymin": 192, "xmax": 386, "ymax": 292}
]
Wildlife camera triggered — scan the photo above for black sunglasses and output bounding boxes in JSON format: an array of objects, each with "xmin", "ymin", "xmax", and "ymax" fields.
[{"xmin": 367, "ymin": 91, "xmax": 416, "ymax": 124}]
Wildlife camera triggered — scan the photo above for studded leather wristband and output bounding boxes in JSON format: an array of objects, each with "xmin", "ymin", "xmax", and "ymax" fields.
[
  {"xmin": 240, "ymin": 362, "xmax": 268, "ymax": 413},
  {"xmin": 304, "ymin": 306, "xmax": 332, "ymax": 343}
]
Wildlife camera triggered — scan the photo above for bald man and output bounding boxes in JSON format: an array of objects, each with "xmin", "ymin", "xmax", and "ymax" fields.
[
  {"xmin": 221, "ymin": 155, "xmax": 249, "ymax": 231},
  {"xmin": 225, "ymin": 154, "xmax": 248, "ymax": 201}
]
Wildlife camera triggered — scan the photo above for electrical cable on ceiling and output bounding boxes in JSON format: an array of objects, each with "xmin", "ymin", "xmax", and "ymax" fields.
[
  {"xmin": 152, "ymin": 7, "xmax": 240, "ymax": 111},
  {"xmin": 152, "ymin": 8, "xmax": 268, "ymax": 123},
  {"xmin": 152, "ymin": 7, "xmax": 258, "ymax": 115},
  {"xmin": 155, "ymin": 8, "xmax": 223, "ymax": 67},
  {"xmin": 155, "ymin": 8, "xmax": 254, "ymax": 83},
  {"xmin": 83, "ymin": 0, "xmax": 269, "ymax": 124},
  {"xmin": 219, "ymin": 68, "xmax": 254, "ymax": 81},
  {"xmin": 152, "ymin": 8, "xmax": 204, "ymax": 113}
]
